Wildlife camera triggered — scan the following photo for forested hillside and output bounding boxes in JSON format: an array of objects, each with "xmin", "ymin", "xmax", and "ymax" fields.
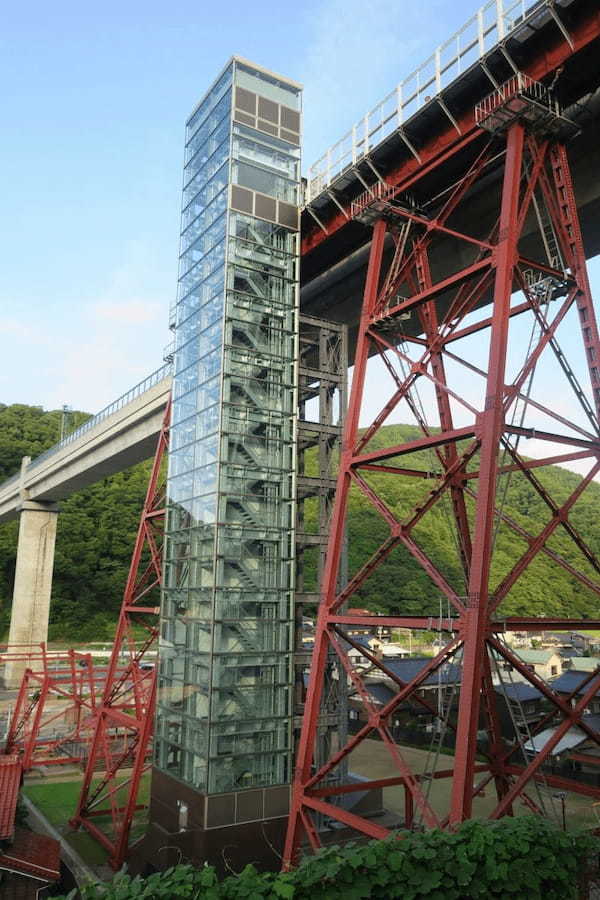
[
  {"xmin": 0, "ymin": 404, "xmax": 153, "ymax": 641},
  {"xmin": 0, "ymin": 405, "xmax": 598, "ymax": 641},
  {"xmin": 331, "ymin": 424, "xmax": 600, "ymax": 620}
]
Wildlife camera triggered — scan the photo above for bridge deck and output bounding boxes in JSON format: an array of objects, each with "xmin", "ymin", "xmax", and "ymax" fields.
[{"xmin": 300, "ymin": 0, "xmax": 600, "ymax": 358}]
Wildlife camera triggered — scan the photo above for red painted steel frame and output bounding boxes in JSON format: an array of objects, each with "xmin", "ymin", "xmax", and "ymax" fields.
[
  {"xmin": 69, "ymin": 398, "xmax": 171, "ymax": 870},
  {"xmin": 3, "ymin": 644, "xmax": 100, "ymax": 769},
  {"xmin": 284, "ymin": 114, "xmax": 600, "ymax": 865},
  {"xmin": 301, "ymin": 4, "xmax": 600, "ymax": 255}
]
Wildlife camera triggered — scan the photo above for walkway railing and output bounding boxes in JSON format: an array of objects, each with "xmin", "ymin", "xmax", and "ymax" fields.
[
  {"xmin": 0, "ymin": 363, "xmax": 173, "ymax": 493},
  {"xmin": 28, "ymin": 362, "xmax": 172, "ymax": 471},
  {"xmin": 304, "ymin": 0, "xmax": 552, "ymax": 202}
]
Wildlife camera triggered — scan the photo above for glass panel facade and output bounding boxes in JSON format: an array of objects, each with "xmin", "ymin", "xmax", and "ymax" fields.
[{"xmin": 156, "ymin": 59, "xmax": 301, "ymax": 796}]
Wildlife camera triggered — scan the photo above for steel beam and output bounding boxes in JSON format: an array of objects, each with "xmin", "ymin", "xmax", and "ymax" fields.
[{"xmin": 287, "ymin": 106, "xmax": 600, "ymax": 860}]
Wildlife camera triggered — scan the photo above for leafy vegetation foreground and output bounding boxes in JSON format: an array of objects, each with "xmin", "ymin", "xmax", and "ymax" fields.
[
  {"xmin": 1, "ymin": 404, "xmax": 599, "ymax": 640},
  {"xmin": 60, "ymin": 817, "xmax": 597, "ymax": 899}
]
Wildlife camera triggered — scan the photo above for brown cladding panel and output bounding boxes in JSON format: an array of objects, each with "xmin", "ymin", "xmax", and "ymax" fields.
[
  {"xmin": 280, "ymin": 128, "xmax": 300, "ymax": 146},
  {"xmin": 254, "ymin": 193, "xmax": 277, "ymax": 223},
  {"xmin": 149, "ymin": 767, "xmax": 205, "ymax": 831},
  {"xmin": 258, "ymin": 96, "xmax": 279, "ymax": 123},
  {"xmin": 231, "ymin": 185, "xmax": 254, "ymax": 215},
  {"xmin": 278, "ymin": 201, "xmax": 300, "ymax": 230},
  {"xmin": 235, "ymin": 86, "xmax": 256, "ymax": 114},
  {"xmin": 205, "ymin": 793, "xmax": 236, "ymax": 828},
  {"xmin": 263, "ymin": 784, "xmax": 290, "ymax": 818},
  {"xmin": 236, "ymin": 789, "xmax": 264, "ymax": 823},
  {"xmin": 233, "ymin": 110, "xmax": 256, "ymax": 128},
  {"xmin": 258, "ymin": 120, "xmax": 278, "ymax": 137},
  {"xmin": 280, "ymin": 106, "xmax": 300, "ymax": 132}
]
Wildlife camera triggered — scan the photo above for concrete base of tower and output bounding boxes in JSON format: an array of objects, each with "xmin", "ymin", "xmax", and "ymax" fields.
[
  {"xmin": 129, "ymin": 768, "xmax": 290, "ymax": 877},
  {"xmin": 130, "ymin": 767, "xmax": 388, "ymax": 879}
]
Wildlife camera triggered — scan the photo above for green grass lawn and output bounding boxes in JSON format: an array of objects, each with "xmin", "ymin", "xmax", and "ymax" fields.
[
  {"xmin": 23, "ymin": 779, "xmax": 84, "ymax": 824},
  {"xmin": 23, "ymin": 774, "xmax": 151, "ymax": 866}
]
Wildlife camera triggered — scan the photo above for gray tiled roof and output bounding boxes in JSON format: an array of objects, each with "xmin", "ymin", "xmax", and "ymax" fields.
[
  {"xmin": 382, "ymin": 657, "xmax": 461, "ymax": 686},
  {"xmin": 551, "ymin": 670, "xmax": 600, "ymax": 697},
  {"xmin": 493, "ymin": 682, "xmax": 543, "ymax": 702}
]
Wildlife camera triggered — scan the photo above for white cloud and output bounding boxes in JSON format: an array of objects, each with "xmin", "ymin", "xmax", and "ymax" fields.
[
  {"xmin": 48, "ymin": 251, "xmax": 168, "ymax": 412},
  {"xmin": 0, "ymin": 318, "xmax": 45, "ymax": 342},
  {"xmin": 520, "ymin": 439, "xmax": 599, "ymax": 480},
  {"xmin": 1, "ymin": 240, "xmax": 170, "ymax": 414}
]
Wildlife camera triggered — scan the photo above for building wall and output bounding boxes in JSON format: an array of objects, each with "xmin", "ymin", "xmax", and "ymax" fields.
[{"xmin": 155, "ymin": 59, "xmax": 301, "ymax": 799}]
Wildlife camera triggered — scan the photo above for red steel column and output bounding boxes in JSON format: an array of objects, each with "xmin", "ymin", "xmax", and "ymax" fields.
[
  {"xmin": 415, "ymin": 247, "xmax": 472, "ymax": 580},
  {"xmin": 283, "ymin": 219, "xmax": 387, "ymax": 867},
  {"xmin": 70, "ymin": 398, "xmax": 170, "ymax": 868},
  {"xmin": 551, "ymin": 143, "xmax": 600, "ymax": 420},
  {"xmin": 450, "ymin": 122, "xmax": 525, "ymax": 823}
]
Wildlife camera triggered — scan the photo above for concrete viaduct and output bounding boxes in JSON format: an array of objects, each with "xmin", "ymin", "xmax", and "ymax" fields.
[{"xmin": 0, "ymin": 366, "xmax": 172, "ymax": 685}]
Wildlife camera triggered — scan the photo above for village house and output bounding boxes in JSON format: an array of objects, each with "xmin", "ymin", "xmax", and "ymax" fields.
[
  {"xmin": 0, "ymin": 756, "xmax": 61, "ymax": 897},
  {"xmin": 347, "ymin": 634, "xmax": 383, "ymax": 667},
  {"xmin": 380, "ymin": 643, "xmax": 412, "ymax": 660},
  {"xmin": 561, "ymin": 657, "xmax": 600, "ymax": 674},
  {"xmin": 345, "ymin": 608, "xmax": 393, "ymax": 642},
  {"xmin": 523, "ymin": 714, "xmax": 600, "ymax": 782},
  {"xmin": 511, "ymin": 648, "xmax": 564, "ymax": 682},
  {"xmin": 503, "ymin": 631, "xmax": 531, "ymax": 649},
  {"xmin": 492, "ymin": 682, "xmax": 546, "ymax": 741},
  {"xmin": 515, "ymin": 665, "xmax": 600, "ymax": 784},
  {"xmin": 551, "ymin": 666, "xmax": 600, "ymax": 715},
  {"xmin": 348, "ymin": 657, "xmax": 462, "ymax": 744}
]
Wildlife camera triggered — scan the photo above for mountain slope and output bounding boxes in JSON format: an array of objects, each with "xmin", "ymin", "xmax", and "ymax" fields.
[{"xmin": 0, "ymin": 407, "xmax": 598, "ymax": 640}]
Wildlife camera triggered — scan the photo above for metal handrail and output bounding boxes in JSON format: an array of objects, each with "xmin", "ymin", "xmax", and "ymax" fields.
[
  {"xmin": 21, "ymin": 363, "xmax": 173, "ymax": 474},
  {"xmin": 474, "ymin": 71, "xmax": 557, "ymax": 123},
  {"xmin": 304, "ymin": 0, "xmax": 555, "ymax": 202},
  {"xmin": 0, "ymin": 472, "xmax": 20, "ymax": 492}
]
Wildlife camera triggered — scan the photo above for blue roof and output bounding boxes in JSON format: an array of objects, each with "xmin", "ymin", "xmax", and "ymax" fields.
[
  {"xmin": 366, "ymin": 683, "xmax": 396, "ymax": 706},
  {"xmin": 583, "ymin": 714, "xmax": 600, "ymax": 733},
  {"xmin": 551, "ymin": 670, "xmax": 600, "ymax": 696},
  {"xmin": 494, "ymin": 682, "xmax": 543, "ymax": 702},
  {"xmin": 382, "ymin": 657, "xmax": 461, "ymax": 686},
  {"xmin": 352, "ymin": 634, "xmax": 376, "ymax": 650}
]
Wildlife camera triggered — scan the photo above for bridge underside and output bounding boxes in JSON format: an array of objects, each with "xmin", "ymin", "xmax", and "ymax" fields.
[{"xmin": 300, "ymin": 0, "xmax": 600, "ymax": 360}]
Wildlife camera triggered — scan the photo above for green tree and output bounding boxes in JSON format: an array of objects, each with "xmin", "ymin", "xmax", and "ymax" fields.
[
  {"xmin": 1, "ymin": 408, "xmax": 599, "ymax": 641},
  {"xmin": 0, "ymin": 403, "xmax": 150, "ymax": 641}
]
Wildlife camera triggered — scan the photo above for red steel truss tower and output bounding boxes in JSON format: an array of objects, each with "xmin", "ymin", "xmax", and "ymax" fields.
[
  {"xmin": 285, "ymin": 77, "xmax": 600, "ymax": 863},
  {"xmin": 4, "ymin": 645, "xmax": 99, "ymax": 770},
  {"xmin": 70, "ymin": 398, "xmax": 171, "ymax": 869}
]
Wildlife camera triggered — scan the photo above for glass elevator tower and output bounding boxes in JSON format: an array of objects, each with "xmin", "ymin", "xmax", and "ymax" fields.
[{"xmin": 153, "ymin": 58, "xmax": 301, "ymax": 835}]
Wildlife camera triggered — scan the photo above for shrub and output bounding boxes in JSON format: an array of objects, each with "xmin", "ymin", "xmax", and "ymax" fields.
[{"xmin": 60, "ymin": 816, "xmax": 598, "ymax": 899}]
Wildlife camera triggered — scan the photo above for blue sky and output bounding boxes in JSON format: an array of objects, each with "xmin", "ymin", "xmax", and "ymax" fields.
[
  {"xmin": 0, "ymin": 0, "xmax": 490, "ymax": 412},
  {"xmin": 1, "ymin": 0, "xmax": 598, "ymax": 469}
]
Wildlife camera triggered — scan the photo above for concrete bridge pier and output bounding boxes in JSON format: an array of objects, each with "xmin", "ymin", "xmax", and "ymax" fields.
[{"xmin": 3, "ymin": 499, "xmax": 59, "ymax": 689}]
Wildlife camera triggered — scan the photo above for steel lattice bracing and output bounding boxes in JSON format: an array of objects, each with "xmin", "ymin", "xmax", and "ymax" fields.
[
  {"xmin": 4, "ymin": 645, "xmax": 100, "ymax": 770},
  {"xmin": 295, "ymin": 315, "xmax": 348, "ymax": 798},
  {"xmin": 69, "ymin": 399, "xmax": 170, "ymax": 870},
  {"xmin": 284, "ymin": 80, "xmax": 600, "ymax": 864}
]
